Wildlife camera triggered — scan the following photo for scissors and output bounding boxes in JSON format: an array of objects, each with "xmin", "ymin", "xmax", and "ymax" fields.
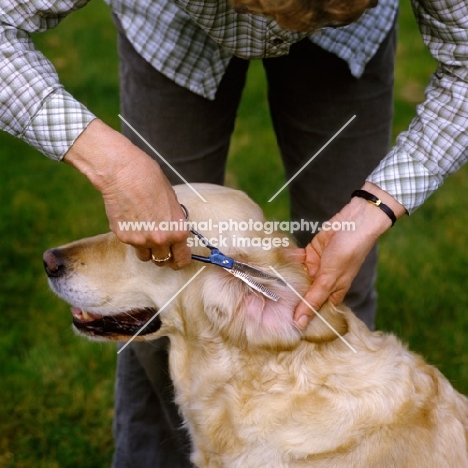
[{"xmin": 180, "ymin": 205, "xmax": 284, "ymax": 302}]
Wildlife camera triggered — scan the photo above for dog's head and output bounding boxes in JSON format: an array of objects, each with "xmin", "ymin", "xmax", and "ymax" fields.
[{"xmin": 44, "ymin": 184, "xmax": 348, "ymax": 351}]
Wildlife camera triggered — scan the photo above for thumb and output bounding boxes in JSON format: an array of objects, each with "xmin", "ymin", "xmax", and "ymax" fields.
[{"xmin": 293, "ymin": 277, "xmax": 333, "ymax": 329}]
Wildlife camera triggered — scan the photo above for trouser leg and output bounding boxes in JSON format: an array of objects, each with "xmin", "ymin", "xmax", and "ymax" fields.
[
  {"xmin": 112, "ymin": 340, "xmax": 192, "ymax": 467},
  {"xmin": 263, "ymin": 23, "xmax": 397, "ymax": 329},
  {"xmin": 112, "ymin": 17, "xmax": 249, "ymax": 468}
]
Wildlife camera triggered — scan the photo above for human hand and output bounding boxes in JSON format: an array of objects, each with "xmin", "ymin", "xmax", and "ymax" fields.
[
  {"xmin": 63, "ymin": 119, "xmax": 191, "ymax": 269},
  {"xmin": 293, "ymin": 182, "xmax": 406, "ymax": 328}
]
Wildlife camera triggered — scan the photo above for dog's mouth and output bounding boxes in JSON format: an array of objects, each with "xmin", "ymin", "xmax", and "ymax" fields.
[{"xmin": 71, "ymin": 307, "xmax": 161, "ymax": 338}]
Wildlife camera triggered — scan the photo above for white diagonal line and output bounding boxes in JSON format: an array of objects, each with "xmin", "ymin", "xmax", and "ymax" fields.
[
  {"xmin": 268, "ymin": 115, "xmax": 356, "ymax": 202},
  {"xmin": 117, "ymin": 266, "xmax": 206, "ymax": 354},
  {"xmin": 118, "ymin": 114, "xmax": 207, "ymax": 203},
  {"xmin": 268, "ymin": 266, "xmax": 357, "ymax": 353}
]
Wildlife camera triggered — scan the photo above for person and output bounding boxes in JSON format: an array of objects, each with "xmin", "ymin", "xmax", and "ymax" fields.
[{"xmin": 1, "ymin": 0, "xmax": 467, "ymax": 466}]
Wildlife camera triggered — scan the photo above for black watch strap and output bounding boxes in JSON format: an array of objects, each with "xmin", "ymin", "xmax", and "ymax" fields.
[{"xmin": 351, "ymin": 189, "xmax": 397, "ymax": 227}]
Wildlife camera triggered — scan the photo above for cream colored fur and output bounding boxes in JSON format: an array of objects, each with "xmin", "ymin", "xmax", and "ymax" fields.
[{"xmin": 46, "ymin": 183, "xmax": 468, "ymax": 467}]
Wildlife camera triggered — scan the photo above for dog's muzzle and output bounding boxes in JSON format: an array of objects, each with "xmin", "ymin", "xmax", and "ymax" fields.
[
  {"xmin": 43, "ymin": 248, "xmax": 66, "ymax": 278},
  {"xmin": 43, "ymin": 249, "xmax": 161, "ymax": 339}
]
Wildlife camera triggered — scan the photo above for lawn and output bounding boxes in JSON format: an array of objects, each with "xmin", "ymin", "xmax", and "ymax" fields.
[{"xmin": 1, "ymin": 1, "xmax": 467, "ymax": 467}]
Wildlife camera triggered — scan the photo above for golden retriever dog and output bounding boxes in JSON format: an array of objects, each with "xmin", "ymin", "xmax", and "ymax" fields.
[{"xmin": 44, "ymin": 183, "xmax": 468, "ymax": 467}]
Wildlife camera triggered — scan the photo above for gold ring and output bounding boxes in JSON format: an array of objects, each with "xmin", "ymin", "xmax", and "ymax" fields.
[{"xmin": 151, "ymin": 251, "xmax": 172, "ymax": 264}]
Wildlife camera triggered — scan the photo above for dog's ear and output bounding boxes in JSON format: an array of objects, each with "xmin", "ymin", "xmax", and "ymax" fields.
[
  {"xmin": 238, "ymin": 288, "xmax": 304, "ymax": 350},
  {"xmin": 302, "ymin": 302, "xmax": 349, "ymax": 343},
  {"xmin": 202, "ymin": 271, "xmax": 306, "ymax": 351}
]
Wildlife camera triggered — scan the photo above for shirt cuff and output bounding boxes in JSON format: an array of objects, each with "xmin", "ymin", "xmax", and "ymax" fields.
[
  {"xmin": 21, "ymin": 88, "xmax": 96, "ymax": 161},
  {"xmin": 367, "ymin": 147, "xmax": 440, "ymax": 215}
]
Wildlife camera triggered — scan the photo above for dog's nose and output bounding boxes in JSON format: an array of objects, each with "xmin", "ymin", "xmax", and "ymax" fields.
[{"xmin": 43, "ymin": 249, "xmax": 66, "ymax": 278}]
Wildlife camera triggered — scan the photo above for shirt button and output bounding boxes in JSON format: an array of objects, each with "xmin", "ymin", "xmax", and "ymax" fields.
[{"xmin": 272, "ymin": 37, "xmax": 284, "ymax": 45}]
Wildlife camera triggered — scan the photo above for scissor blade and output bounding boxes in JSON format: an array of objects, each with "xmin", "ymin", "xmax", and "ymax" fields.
[
  {"xmin": 232, "ymin": 261, "xmax": 286, "ymax": 285},
  {"xmin": 227, "ymin": 265, "xmax": 280, "ymax": 302}
]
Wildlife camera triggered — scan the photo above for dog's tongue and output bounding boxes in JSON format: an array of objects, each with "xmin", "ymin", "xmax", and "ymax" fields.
[{"xmin": 71, "ymin": 307, "xmax": 99, "ymax": 322}]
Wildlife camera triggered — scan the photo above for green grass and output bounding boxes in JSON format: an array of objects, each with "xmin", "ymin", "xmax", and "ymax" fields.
[{"xmin": 1, "ymin": 2, "xmax": 468, "ymax": 467}]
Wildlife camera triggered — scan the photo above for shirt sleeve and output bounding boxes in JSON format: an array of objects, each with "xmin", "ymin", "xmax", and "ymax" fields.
[
  {"xmin": 0, "ymin": 0, "xmax": 96, "ymax": 161},
  {"xmin": 368, "ymin": 0, "xmax": 468, "ymax": 213}
]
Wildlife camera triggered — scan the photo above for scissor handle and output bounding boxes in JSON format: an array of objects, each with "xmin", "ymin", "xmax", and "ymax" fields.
[
  {"xmin": 191, "ymin": 254, "xmax": 212, "ymax": 264},
  {"xmin": 191, "ymin": 252, "xmax": 234, "ymax": 269},
  {"xmin": 182, "ymin": 204, "xmax": 234, "ymax": 269},
  {"xmin": 188, "ymin": 226, "xmax": 212, "ymax": 247}
]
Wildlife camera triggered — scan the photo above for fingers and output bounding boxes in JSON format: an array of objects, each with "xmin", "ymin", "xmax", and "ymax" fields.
[
  {"xmin": 134, "ymin": 247, "xmax": 152, "ymax": 262},
  {"xmin": 132, "ymin": 238, "xmax": 191, "ymax": 269},
  {"xmin": 293, "ymin": 274, "xmax": 344, "ymax": 329},
  {"xmin": 133, "ymin": 243, "xmax": 191, "ymax": 269},
  {"xmin": 134, "ymin": 246, "xmax": 172, "ymax": 266},
  {"xmin": 291, "ymin": 229, "xmax": 349, "ymax": 329},
  {"xmin": 127, "ymin": 205, "xmax": 191, "ymax": 268},
  {"xmin": 150, "ymin": 249, "xmax": 173, "ymax": 265},
  {"xmin": 294, "ymin": 278, "xmax": 329, "ymax": 328},
  {"xmin": 108, "ymin": 178, "xmax": 191, "ymax": 268},
  {"xmin": 170, "ymin": 241, "xmax": 192, "ymax": 269}
]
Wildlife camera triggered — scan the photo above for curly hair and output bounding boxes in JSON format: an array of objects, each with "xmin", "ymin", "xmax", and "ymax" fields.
[{"xmin": 230, "ymin": 0, "xmax": 378, "ymax": 32}]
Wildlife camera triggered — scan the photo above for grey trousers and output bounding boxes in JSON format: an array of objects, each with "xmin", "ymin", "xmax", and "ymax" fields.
[{"xmin": 112, "ymin": 17, "xmax": 397, "ymax": 468}]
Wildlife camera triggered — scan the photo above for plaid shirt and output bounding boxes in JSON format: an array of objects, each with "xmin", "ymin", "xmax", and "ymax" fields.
[{"xmin": 0, "ymin": 0, "xmax": 466, "ymax": 213}]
